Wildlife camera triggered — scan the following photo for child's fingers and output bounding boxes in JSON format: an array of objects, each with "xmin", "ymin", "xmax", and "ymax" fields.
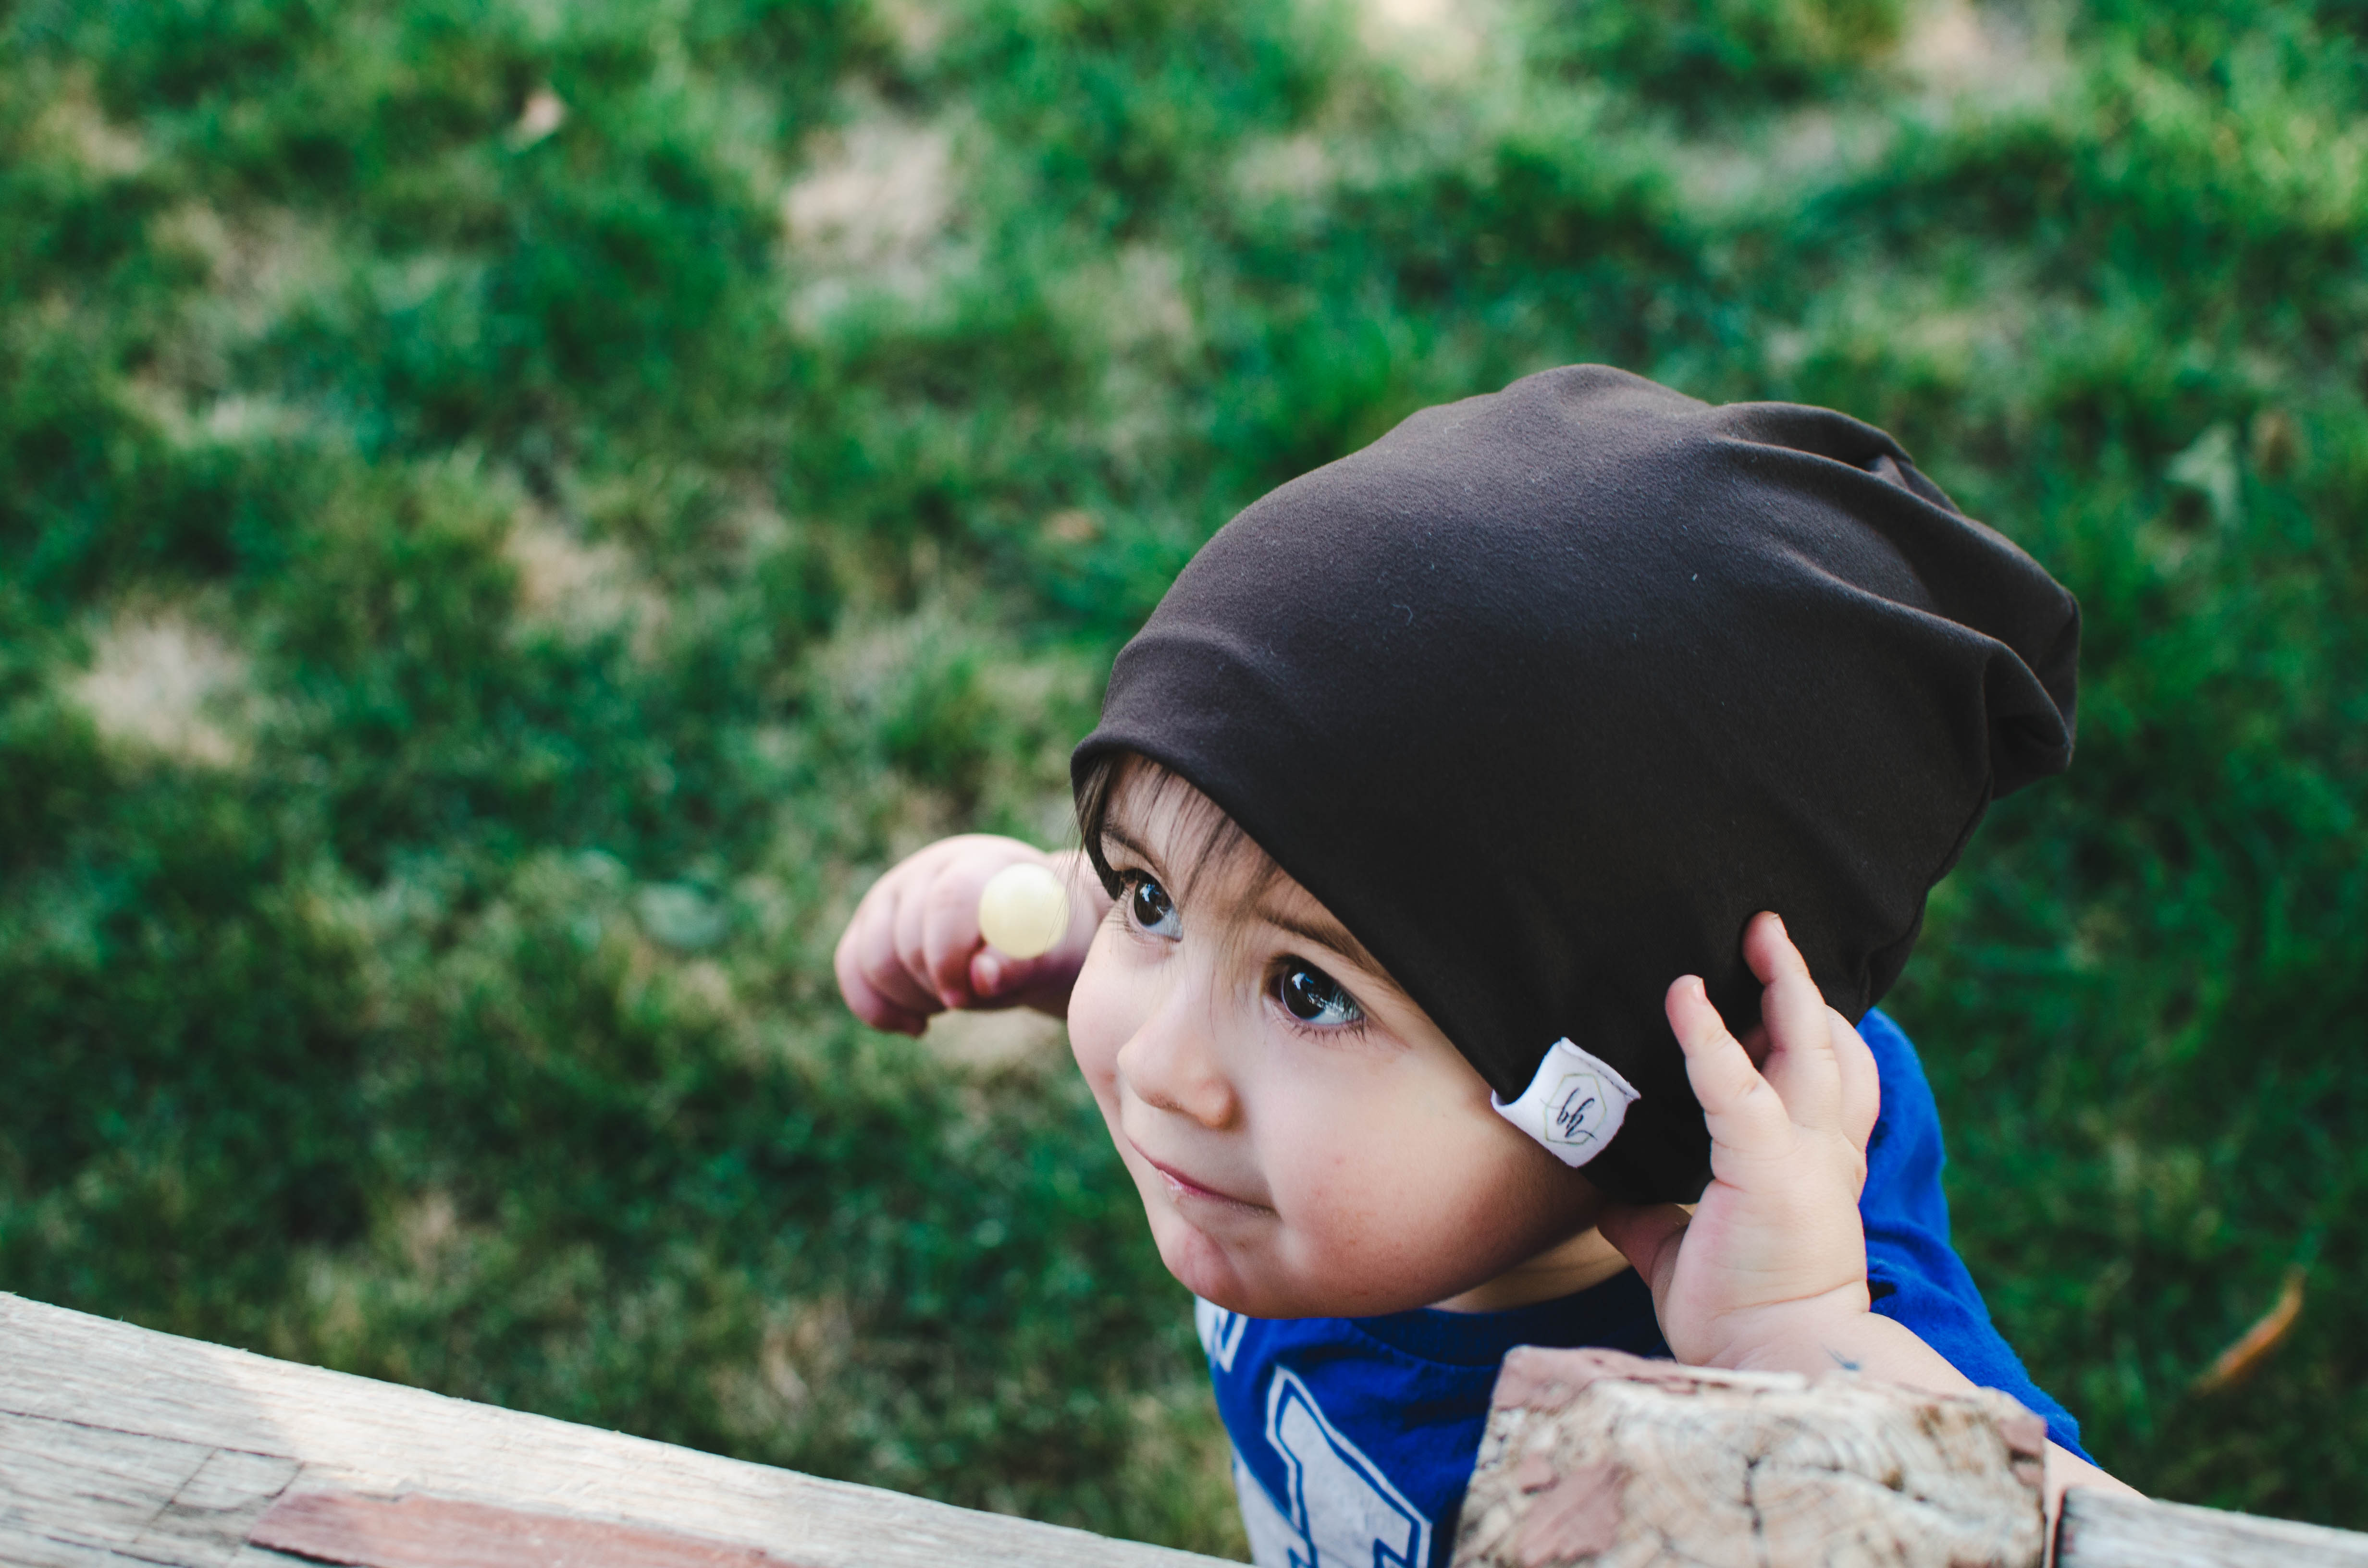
[
  {"xmin": 889, "ymin": 868, "xmax": 938, "ymax": 1003},
  {"xmin": 834, "ymin": 888, "xmax": 937, "ymax": 1034},
  {"xmin": 970, "ymin": 945, "xmax": 1077, "ymax": 1009},
  {"xmin": 1742, "ymin": 912, "xmax": 1843, "ymax": 1130},
  {"xmin": 836, "ymin": 838, "xmax": 1086, "ymax": 1032},
  {"xmin": 860, "ymin": 915, "xmax": 944, "ymax": 1022},
  {"xmin": 860, "ymin": 878, "xmax": 947, "ymax": 1015},
  {"xmin": 1830, "ymin": 1006, "xmax": 1881, "ymax": 1152},
  {"xmin": 971, "ymin": 858, "xmax": 1103, "ymax": 1007},
  {"xmin": 1665, "ymin": 975, "xmax": 1792, "ymax": 1156},
  {"xmin": 969, "ymin": 947, "xmax": 1029, "ymax": 1005},
  {"xmin": 919, "ymin": 866, "xmax": 993, "ymax": 1006},
  {"xmin": 838, "ymin": 963, "xmax": 931, "ymax": 1035}
]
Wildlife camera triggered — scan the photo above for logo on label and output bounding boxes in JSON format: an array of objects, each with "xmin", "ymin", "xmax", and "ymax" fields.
[
  {"xmin": 1491, "ymin": 1038, "xmax": 1640, "ymax": 1170},
  {"xmin": 1546, "ymin": 1073, "xmax": 1606, "ymax": 1147}
]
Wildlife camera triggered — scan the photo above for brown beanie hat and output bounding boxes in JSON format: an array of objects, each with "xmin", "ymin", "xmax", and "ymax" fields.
[{"xmin": 1073, "ymin": 365, "xmax": 2077, "ymax": 1203}]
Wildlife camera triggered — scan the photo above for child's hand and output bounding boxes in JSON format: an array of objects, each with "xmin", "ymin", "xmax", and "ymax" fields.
[
  {"xmin": 1597, "ymin": 912, "xmax": 1882, "ymax": 1372},
  {"xmin": 833, "ymin": 836, "xmax": 1106, "ymax": 1036},
  {"xmin": 1598, "ymin": 913, "xmax": 2146, "ymax": 1512}
]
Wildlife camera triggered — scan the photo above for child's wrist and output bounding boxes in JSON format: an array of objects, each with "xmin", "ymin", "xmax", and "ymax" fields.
[
  {"xmin": 1688, "ymin": 1284, "xmax": 1878, "ymax": 1378},
  {"xmin": 1706, "ymin": 1300, "xmax": 1983, "ymax": 1404}
]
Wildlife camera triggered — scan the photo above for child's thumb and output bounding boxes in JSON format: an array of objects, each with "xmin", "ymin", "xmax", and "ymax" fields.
[
  {"xmin": 970, "ymin": 945, "xmax": 1075, "ymax": 1003},
  {"xmin": 973, "ymin": 948, "xmax": 1021, "ymax": 997}
]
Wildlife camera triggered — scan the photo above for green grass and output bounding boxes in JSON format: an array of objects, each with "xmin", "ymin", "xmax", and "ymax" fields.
[{"xmin": 3, "ymin": 0, "xmax": 2365, "ymax": 1545}]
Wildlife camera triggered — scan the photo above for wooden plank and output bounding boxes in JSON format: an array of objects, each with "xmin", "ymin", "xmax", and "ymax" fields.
[
  {"xmin": 26, "ymin": 1286, "xmax": 2368, "ymax": 1568},
  {"xmin": 247, "ymin": 1490, "xmax": 817, "ymax": 1568},
  {"xmin": 138, "ymin": 1447, "xmax": 310, "ymax": 1567},
  {"xmin": 2057, "ymin": 1488, "xmax": 2368, "ymax": 1568},
  {"xmin": 0, "ymin": 1294, "xmax": 1230, "ymax": 1568},
  {"xmin": 0, "ymin": 1408, "xmax": 301, "ymax": 1568}
]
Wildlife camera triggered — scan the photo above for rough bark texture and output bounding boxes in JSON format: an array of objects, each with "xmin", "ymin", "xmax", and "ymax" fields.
[{"xmin": 1451, "ymin": 1348, "xmax": 2048, "ymax": 1568}]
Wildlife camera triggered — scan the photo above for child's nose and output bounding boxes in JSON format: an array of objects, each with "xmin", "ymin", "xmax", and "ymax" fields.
[{"xmin": 1116, "ymin": 994, "xmax": 1239, "ymax": 1130}]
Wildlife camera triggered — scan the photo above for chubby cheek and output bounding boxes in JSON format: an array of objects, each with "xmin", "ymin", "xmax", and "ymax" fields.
[
  {"xmin": 1246, "ymin": 1088, "xmax": 1597, "ymax": 1317},
  {"xmin": 1252, "ymin": 1155, "xmax": 1468, "ymax": 1313},
  {"xmin": 1064, "ymin": 941, "xmax": 1183, "ymax": 1213},
  {"xmin": 1063, "ymin": 930, "xmax": 1134, "ymax": 1111},
  {"xmin": 1062, "ymin": 936, "xmax": 1271, "ymax": 1304},
  {"xmin": 1062, "ymin": 929, "xmax": 1598, "ymax": 1318}
]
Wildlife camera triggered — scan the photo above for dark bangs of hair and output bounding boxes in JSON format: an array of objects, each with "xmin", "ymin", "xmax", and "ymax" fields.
[{"xmin": 1073, "ymin": 751, "xmax": 1285, "ymax": 908}]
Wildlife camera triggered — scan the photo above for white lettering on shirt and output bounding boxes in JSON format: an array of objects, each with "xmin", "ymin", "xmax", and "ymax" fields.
[
  {"xmin": 1257, "ymin": 1368, "xmax": 1431, "ymax": 1568},
  {"xmin": 1196, "ymin": 1297, "xmax": 1247, "ymax": 1373}
]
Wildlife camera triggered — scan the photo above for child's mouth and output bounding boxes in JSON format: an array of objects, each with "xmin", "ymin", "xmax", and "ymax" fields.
[{"xmin": 1133, "ymin": 1144, "xmax": 1269, "ymax": 1213}]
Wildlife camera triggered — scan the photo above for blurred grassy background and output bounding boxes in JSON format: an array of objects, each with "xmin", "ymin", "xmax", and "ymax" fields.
[{"xmin": 3, "ymin": 0, "xmax": 2365, "ymax": 1549}]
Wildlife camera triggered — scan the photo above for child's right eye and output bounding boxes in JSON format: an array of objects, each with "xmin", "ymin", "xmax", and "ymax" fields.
[
  {"xmin": 1124, "ymin": 873, "xmax": 1181, "ymax": 938},
  {"xmin": 1278, "ymin": 960, "xmax": 1364, "ymax": 1028}
]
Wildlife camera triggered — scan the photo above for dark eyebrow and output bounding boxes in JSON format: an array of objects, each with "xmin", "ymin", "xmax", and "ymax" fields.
[
  {"xmin": 1101, "ymin": 799, "xmax": 1386, "ymax": 978},
  {"xmin": 1253, "ymin": 898, "xmax": 1379, "ymax": 973},
  {"xmin": 1098, "ymin": 821, "xmax": 1156, "ymax": 869}
]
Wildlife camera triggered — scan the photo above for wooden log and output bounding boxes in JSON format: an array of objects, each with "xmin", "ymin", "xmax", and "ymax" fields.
[
  {"xmin": 0, "ymin": 1292, "xmax": 1229, "ymax": 1568},
  {"xmin": 1450, "ymin": 1347, "xmax": 2048, "ymax": 1568},
  {"xmin": 2057, "ymin": 1488, "xmax": 2368, "ymax": 1568}
]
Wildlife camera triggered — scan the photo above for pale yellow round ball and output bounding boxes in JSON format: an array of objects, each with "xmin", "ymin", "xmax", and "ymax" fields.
[{"xmin": 977, "ymin": 862, "xmax": 1071, "ymax": 959}]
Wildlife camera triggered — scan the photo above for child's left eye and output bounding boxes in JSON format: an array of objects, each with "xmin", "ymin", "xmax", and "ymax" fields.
[
  {"xmin": 1123, "ymin": 873, "xmax": 1182, "ymax": 938},
  {"xmin": 1278, "ymin": 960, "xmax": 1364, "ymax": 1027}
]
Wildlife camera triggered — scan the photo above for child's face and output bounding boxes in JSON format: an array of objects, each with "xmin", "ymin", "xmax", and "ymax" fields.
[{"xmin": 1067, "ymin": 772, "xmax": 1606, "ymax": 1319}]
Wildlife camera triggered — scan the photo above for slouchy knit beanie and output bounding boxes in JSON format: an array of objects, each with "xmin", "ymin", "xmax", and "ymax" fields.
[{"xmin": 1072, "ymin": 365, "xmax": 2077, "ymax": 1205}]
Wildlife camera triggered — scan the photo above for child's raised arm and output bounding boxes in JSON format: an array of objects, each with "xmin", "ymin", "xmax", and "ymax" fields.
[
  {"xmin": 833, "ymin": 835, "xmax": 1107, "ymax": 1035},
  {"xmin": 1596, "ymin": 913, "xmax": 2142, "ymax": 1514}
]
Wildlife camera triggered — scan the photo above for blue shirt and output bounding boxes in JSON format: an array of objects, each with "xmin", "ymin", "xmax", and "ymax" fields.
[{"xmin": 1195, "ymin": 1009, "xmax": 2083, "ymax": 1568}]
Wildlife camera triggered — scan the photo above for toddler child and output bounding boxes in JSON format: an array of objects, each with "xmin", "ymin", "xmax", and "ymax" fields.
[{"xmin": 835, "ymin": 366, "xmax": 2134, "ymax": 1566}]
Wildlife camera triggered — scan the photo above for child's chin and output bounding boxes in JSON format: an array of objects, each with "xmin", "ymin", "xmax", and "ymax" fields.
[
  {"xmin": 1152, "ymin": 1236, "xmax": 1350, "ymax": 1319},
  {"xmin": 1145, "ymin": 1210, "xmax": 1302, "ymax": 1315},
  {"xmin": 1149, "ymin": 1215, "xmax": 1243, "ymax": 1304},
  {"xmin": 1141, "ymin": 1198, "xmax": 1394, "ymax": 1319}
]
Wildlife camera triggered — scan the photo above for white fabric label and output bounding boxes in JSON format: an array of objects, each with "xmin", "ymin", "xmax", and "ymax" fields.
[{"xmin": 1490, "ymin": 1038, "xmax": 1640, "ymax": 1168}]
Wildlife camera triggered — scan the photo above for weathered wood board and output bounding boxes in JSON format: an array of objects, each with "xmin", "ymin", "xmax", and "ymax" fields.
[
  {"xmin": 14, "ymin": 1288, "xmax": 2368, "ymax": 1568},
  {"xmin": 2058, "ymin": 1488, "xmax": 2368, "ymax": 1568},
  {"xmin": 0, "ymin": 1292, "xmax": 1232, "ymax": 1568}
]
